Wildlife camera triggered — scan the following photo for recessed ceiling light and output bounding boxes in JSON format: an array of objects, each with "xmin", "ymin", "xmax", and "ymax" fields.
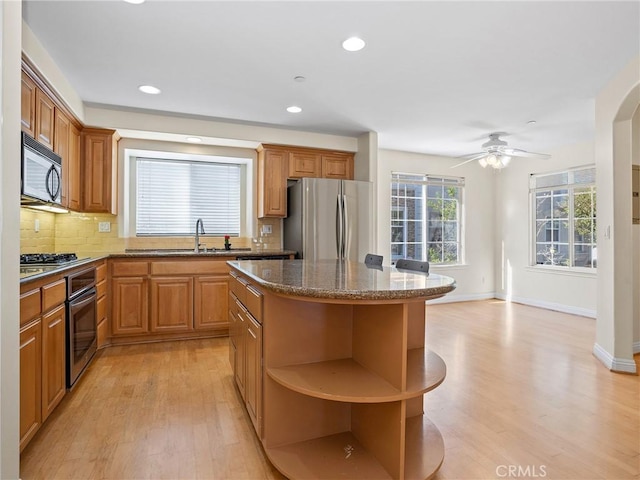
[
  {"xmin": 123, "ymin": 0, "xmax": 145, "ymax": 4},
  {"xmin": 294, "ymin": 76, "xmax": 306, "ymax": 83},
  {"xmin": 527, "ymin": 120, "xmax": 537, "ymax": 125},
  {"xmin": 138, "ymin": 85, "xmax": 161, "ymax": 95},
  {"xmin": 342, "ymin": 37, "xmax": 366, "ymax": 52},
  {"xmin": 186, "ymin": 137, "xmax": 202, "ymax": 143},
  {"xmin": 287, "ymin": 106, "xmax": 302, "ymax": 113}
]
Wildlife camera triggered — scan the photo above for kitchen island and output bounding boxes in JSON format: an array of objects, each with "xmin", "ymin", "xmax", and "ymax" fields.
[{"xmin": 227, "ymin": 259, "xmax": 456, "ymax": 480}]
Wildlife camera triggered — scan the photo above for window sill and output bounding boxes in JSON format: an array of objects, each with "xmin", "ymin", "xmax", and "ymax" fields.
[
  {"xmin": 525, "ymin": 265, "xmax": 597, "ymax": 278},
  {"xmin": 429, "ymin": 263, "xmax": 468, "ymax": 270}
]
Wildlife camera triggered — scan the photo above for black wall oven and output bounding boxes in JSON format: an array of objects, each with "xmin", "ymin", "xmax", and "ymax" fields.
[{"xmin": 66, "ymin": 267, "xmax": 97, "ymax": 388}]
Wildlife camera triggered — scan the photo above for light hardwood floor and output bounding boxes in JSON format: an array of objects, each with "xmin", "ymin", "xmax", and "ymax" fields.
[{"xmin": 20, "ymin": 300, "xmax": 639, "ymax": 480}]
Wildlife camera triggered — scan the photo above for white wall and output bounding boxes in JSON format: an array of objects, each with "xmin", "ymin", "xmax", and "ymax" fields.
[
  {"xmin": 1, "ymin": 2, "xmax": 22, "ymax": 478},
  {"xmin": 377, "ymin": 149, "xmax": 495, "ymax": 302},
  {"xmin": 495, "ymin": 141, "xmax": 598, "ymax": 318}
]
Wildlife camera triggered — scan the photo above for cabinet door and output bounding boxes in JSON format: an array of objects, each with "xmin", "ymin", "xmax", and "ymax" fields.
[
  {"xmin": 150, "ymin": 277, "xmax": 193, "ymax": 333},
  {"xmin": 321, "ymin": 153, "xmax": 354, "ymax": 180},
  {"xmin": 54, "ymin": 110, "xmax": 71, "ymax": 208},
  {"xmin": 20, "ymin": 319, "xmax": 42, "ymax": 452},
  {"xmin": 35, "ymin": 88, "xmax": 55, "ymax": 150},
  {"xmin": 258, "ymin": 149, "xmax": 287, "ymax": 218},
  {"xmin": 245, "ymin": 313, "xmax": 263, "ymax": 437},
  {"xmin": 288, "ymin": 151, "xmax": 321, "ymax": 178},
  {"xmin": 41, "ymin": 304, "xmax": 66, "ymax": 422},
  {"xmin": 111, "ymin": 277, "xmax": 148, "ymax": 336},
  {"xmin": 21, "ymin": 71, "xmax": 37, "ymax": 137},
  {"xmin": 68, "ymin": 123, "xmax": 82, "ymax": 211},
  {"xmin": 194, "ymin": 276, "xmax": 229, "ymax": 330},
  {"xmin": 82, "ymin": 129, "xmax": 117, "ymax": 214},
  {"xmin": 234, "ymin": 305, "xmax": 246, "ymax": 397}
]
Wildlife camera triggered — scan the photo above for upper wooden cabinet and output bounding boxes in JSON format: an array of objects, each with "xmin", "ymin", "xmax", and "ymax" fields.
[
  {"xmin": 81, "ymin": 128, "xmax": 119, "ymax": 214},
  {"xmin": 68, "ymin": 123, "xmax": 82, "ymax": 211},
  {"xmin": 54, "ymin": 110, "xmax": 70, "ymax": 206},
  {"xmin": 258, "ymin": 146, "xmax": 288, "ymax": 218},
  {"xmin": 21, "ymin": 71, "xmax": 37, "ymax": 138},
  {"xmin": 258, "ymin": 144, "xmax": 355, "ymax": 218},
  {"xmin": 289, "ymin": 151, "xmax": 321, "ymax": 178},
  {"xmin": 35, "ymin": 89, "xmax": 55, "ymax": 150}
]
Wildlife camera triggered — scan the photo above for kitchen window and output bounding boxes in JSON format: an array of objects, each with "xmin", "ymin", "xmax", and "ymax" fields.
[
  {"xmin": 127, "ymin": 151, "xmax": 252, "ymax": 237},
  {"xmin": 391, "ymin": 173, "xmax": 464, "ymax": 265},
  {"xmin": 531, "ymin": 166, "xmax": 596, "ymax": 268}
]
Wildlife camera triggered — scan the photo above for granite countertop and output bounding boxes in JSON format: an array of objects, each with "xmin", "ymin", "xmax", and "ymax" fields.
[
  {"xmin": 20, "ymin": 250, "xmax": 295, "ymax": 283},
  {"xmin": 228, "ymin": 259, "xmax": 457, "ymax": 301}
]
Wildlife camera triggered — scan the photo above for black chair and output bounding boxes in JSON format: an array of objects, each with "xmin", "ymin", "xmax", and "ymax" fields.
[
  {"xmin": 395, "ymin": 259, "xmax": 429, "ymax": 274},
  {"xmin": 364, "ymin": 253, "xmax": 383, "ymax": 267}
]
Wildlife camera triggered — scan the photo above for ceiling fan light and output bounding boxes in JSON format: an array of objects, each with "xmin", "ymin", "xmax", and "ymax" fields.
[
  {"xmin": 501, "ymin": 155, "xmax": 512, "ymax": 166},
  {"xmin": 486, "ymin": 154, "xmax": 498, "ymax": 166},
  {"xmin": 478, "ymin": 157, "xmax": 488, "ymax": 168}
]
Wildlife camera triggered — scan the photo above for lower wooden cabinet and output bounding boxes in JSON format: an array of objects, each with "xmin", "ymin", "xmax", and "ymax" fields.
[
  {"xmin": 20, "ymin": 319, "xmax": 42, "ymax": 452},
  {"xmin": 150, "ymin": 277, "xmax": 194, "ymax": 333},
  {"xmin": 111, "ymin": 277, "xmax": 149, "ymax": 336},
  {"xmin": 41, "ymin": 304, "xmax": 66, "ymax": 422},
  {"xmin": 245, "ymin": 312, "xmax": 263, "ymax": 436},
  {"xmin": 194, "ymin": 276, "xmax": 229, "ymax": 330}
]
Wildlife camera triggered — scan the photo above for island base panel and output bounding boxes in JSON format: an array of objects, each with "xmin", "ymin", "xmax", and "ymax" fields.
[{"xmin": 404, "ymin": 415, "xmax": 445, "ymax": 480}]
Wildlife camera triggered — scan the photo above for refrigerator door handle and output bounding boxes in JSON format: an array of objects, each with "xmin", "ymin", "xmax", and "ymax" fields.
[
  {"xmin": 342, "ymin": 194, "xmax": 348, "ymax": 259},
  {"xmin": 336, "ymin": 194, "xmax": 343, "ymax": 259}
]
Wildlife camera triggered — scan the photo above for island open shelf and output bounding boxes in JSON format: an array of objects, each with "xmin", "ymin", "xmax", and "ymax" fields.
[{"xmin": 227, "ymin": 259, "xmax": 456, "ymax": 480}]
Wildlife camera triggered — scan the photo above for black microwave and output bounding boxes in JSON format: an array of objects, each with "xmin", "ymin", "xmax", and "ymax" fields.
[{"xmin": 21, "ymin": 132, "xmax": 63, "ymax": 208}]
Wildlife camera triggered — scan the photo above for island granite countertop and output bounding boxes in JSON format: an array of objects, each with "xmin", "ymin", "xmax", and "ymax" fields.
[{"xmin": 228, "ymin": 259, "xmax": 456, "ymax": 301}]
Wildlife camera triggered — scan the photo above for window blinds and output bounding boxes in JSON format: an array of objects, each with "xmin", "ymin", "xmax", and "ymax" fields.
[{"xmin": 136, "ymin": 158, "xmax": 241, "ymax": 236}]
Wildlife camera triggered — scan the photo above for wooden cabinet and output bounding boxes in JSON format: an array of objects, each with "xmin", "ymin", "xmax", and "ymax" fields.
[
  {"xmin": 258, "ymin": 144, "xmax": 355, "ymax": 218},
  {"xmin": 20, "ymin": 274, "xmax": 67, "ymax": 452},
  {"xmin": 67, "ymin": 123, "xmax": 82, "ymax": 211},
  {"xmin": 82, "ymin": 128, "xmax": 119, "ymax": 214},
  {"xmin": 322, "ymin": 153, "xmax": 353, "ymax": 179},
  {"xmin": 35, "ymin": 88, "xmax": 55, "ymax": 150},
  {"xmin": 111, "ymin": 277, "xmax": 149, "ymax": 336},
  {"xmin": 20, "ymin": 319, "xmax": 42, "ymax": 452},
  {"xmin": 150, "ymin": 277, "xmax": 194, "ymax": 333},
  {"xmin": 41, "ymin": 304, "xmax": 66, "ymax": 422},
  {"xmin": 54, "ymin": 109, "xmax": 71, "ymax": 207},
  {"xmin": 228, "ymin": 270, "xmax": 264, "ymax": 435},
  {"xmin": 95, "ymin": 261, "xmax": 109, "ymax": 348},
  {"xmin": 194, "ymin": 276, "xmax": 229, "ymax": 330},
  {"xmin": 288, "ymin": 150, "xmax": 321, "ymax": 178},
  {"xmin": 258, "ymin": 147, "xmax": 287, "ymax": 218},
  {"xmin": 21, "ymin": 71, "xmax": 37, "ymax": 138}
]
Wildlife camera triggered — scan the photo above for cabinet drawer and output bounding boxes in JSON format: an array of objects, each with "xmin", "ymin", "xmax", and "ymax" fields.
[
  {"xmin": 111, "ymin": 261, "xmax": 149, "ymax": 277},
  {"xmin": 245, "ymin": 285, "xmax": 263, "ymax": 323},
  {"xmin": 97, "ymin": 295, "xmax": 107, "ymax": 323},
  {"xmin": 96, "ymin": 279, "xmax": 107, "ymax": 299},
  {"xmin": 42, "ymin": 279, "xmax": 66, "ymax": 313},
  {"xmin": 20, "ymin": 288, "xmax": 41, "ymax": 325},
  {"xmin": 230, "ymin": 272, "xmax": 248, "ymax": 304},
  {"xmin": 150, "ymin": 260, "xmax": 230, "ymax": 276},
  {"xmin": 96, "ymin": 262, "xmax": 107, "ymax": 283}
]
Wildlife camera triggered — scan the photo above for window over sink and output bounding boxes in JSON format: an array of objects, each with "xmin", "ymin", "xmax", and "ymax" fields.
[{"xmin": 124, "ymin": 149, "xmax": 253, "ymax": 237}]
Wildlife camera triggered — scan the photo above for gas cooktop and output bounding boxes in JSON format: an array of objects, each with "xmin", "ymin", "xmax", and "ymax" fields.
[{"xmin": 20, "ymin": 253, "xmax": 78, "ymax": 265}]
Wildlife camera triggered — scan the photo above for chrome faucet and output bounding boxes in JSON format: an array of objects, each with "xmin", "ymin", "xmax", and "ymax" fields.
[{"xmin": 194, "ymin": 218, "xmax": 205, "ymax": 253}]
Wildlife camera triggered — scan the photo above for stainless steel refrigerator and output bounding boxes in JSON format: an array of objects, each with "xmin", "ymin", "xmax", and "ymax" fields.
[{"xmin": 283, "ymin": 178, "xmax": 373, "ymax": 261}]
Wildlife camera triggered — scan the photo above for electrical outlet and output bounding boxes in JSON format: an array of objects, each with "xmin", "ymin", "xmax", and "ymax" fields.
[
  {"xmin": 98, "ymin": 222, "xmax": 111, "ymax": 233},
  {"xmin": 261, "ymin": 224, "xmax": 272, "ymax": 234}
]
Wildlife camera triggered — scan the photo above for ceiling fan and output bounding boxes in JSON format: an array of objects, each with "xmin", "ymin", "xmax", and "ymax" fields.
[{"xmin": 452, "ymin": 132, "xmax": 551, "ymax": 169}]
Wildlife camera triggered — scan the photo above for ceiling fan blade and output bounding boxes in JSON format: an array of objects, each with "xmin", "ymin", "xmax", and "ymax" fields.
[
  {"xmin": 451, "ymin": 153, "xmax": 486, "ymax": 168},
  {"xmin": 502, "ymin": 147, "xmax": 550, "ymax": 159}
]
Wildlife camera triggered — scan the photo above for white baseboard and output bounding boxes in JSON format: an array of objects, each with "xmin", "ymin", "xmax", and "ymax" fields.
[
  {"xmin": 427, "ymin": 292, "xmax": 495, "ymax": 305},
  {"xmin": 494, "ymin": 293, "xmax": 596, "ymax": 318},
  {"xmin": 593, "ymin": 343, "xmax": 638, "ymax": 373},
  {"xmin": 633, "ymin": 341, "xmax": 640, "ymax": 354}
]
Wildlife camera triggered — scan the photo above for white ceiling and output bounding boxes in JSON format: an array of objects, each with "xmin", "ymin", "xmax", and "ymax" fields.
[{"xmin": 22, "ymin": 1, "xmax": 640, "ymax": 158}]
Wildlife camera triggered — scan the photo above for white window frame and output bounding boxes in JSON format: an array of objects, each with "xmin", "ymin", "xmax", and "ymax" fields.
[
  {"xmin": 123, "ymin": 148, "xmax": 253, "ymax": 238},
  {"xmin": 391, "ymin": 172, "xmax": 465, "ymax": 265},
  {"xmin": 530, "ymin": 165, "xmax": 596, "ymax": 270}
]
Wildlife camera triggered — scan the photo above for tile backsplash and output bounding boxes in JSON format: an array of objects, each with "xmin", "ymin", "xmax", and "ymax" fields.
[{"xmin": 20, "ymin": 208, "xmax": 283, "ymax": 255}]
